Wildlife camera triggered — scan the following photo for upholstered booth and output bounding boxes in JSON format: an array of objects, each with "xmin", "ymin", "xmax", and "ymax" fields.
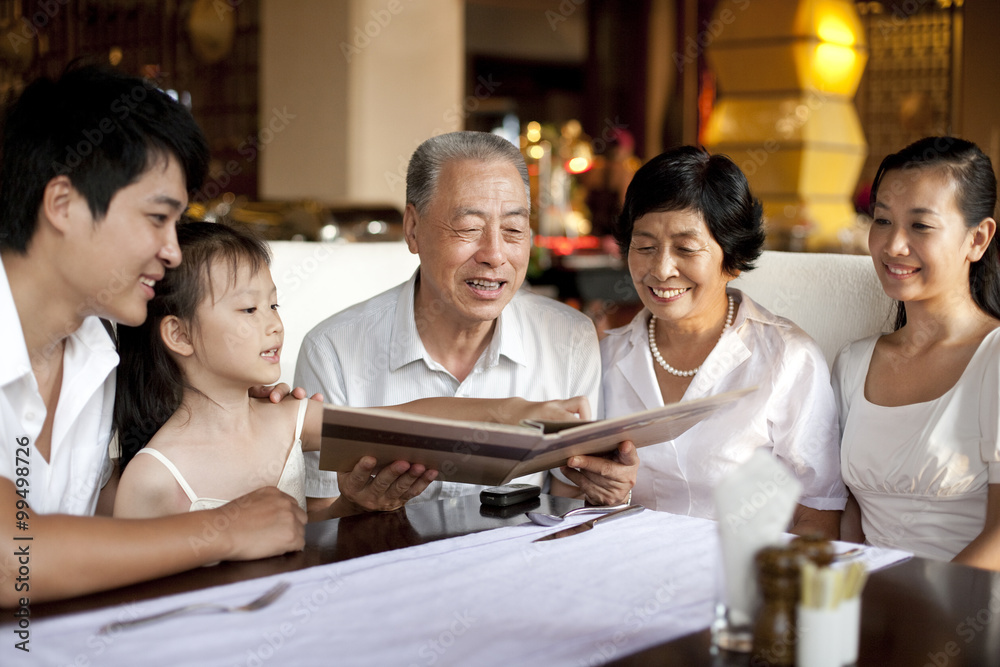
[
  {"xmin": 268, "ymin": 241, "xmax": 420, "ymax": 388},
  {"xmin": 731, "ymin": 250, "xmax": 896, "ymax": 367},
  {"xmin": 268, "ymin": 243, "xmax": 896, "ymax": 387}
]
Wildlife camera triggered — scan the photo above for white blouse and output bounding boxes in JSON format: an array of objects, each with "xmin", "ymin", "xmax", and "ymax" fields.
[
  {"xmin": 833, "ymin": 331, "xmax": 1000, "ymax": 560},
  {"xmin": 601, "ymin": 290, "xmax": 847, "ymax": 519}
]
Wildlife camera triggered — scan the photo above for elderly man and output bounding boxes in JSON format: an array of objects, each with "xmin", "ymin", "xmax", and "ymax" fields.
[{"xmin": 296, "ymin": 131, "xmax": 637, "ymax": 512}]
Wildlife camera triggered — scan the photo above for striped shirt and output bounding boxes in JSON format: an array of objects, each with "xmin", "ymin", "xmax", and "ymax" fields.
[{"xmin": 295, "ymin": 270, "xmax": 601, "ymax": 500}]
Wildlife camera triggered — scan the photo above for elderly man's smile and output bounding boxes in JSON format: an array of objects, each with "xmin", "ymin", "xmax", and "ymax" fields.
[{"xmin": 466, "ymin": 277, "xmax": 505, "ymax": 296}]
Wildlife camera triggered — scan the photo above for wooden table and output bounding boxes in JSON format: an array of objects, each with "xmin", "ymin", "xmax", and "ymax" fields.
[
  {"xmin": 25, "ymin": 495, "xmax": 1000, "ymax": 666},
  {"xmin": 610, "ymin": 556, "xmax": 1000, "ymax": 666}
]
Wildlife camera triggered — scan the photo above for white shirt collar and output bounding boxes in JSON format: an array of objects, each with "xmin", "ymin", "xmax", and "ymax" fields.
[
  {"xmin": 605, "ymin": 287, "xmax": 791, "ymax": 342},
  {"xmin": 0, "ymin": 253, "xmax": 32, "ymax": 388},
  {"xmin": 389, "ymin": 269, "xmax": 528, "ymax": 374},
  {"xmin": 605, "ymin": 288, "xmax": 791, "ymax": 408},
  {"xmin": 1, "ymin": 253, "xmax": 117, "ymax": 386}
]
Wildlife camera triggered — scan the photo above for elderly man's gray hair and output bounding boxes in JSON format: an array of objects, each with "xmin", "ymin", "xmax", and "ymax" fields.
[{"xmin": 406, "ymin": 131, "xmax": 530, "ymax": 215}]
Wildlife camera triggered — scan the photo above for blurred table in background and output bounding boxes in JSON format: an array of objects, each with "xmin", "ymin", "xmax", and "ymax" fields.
[
  {"xmin": 188, "ymin": 199, "xmax": 405, "ymax": 243},
  {"xmin": 530, "ymin": 245, "xmax": 642, "ymax": 336}
]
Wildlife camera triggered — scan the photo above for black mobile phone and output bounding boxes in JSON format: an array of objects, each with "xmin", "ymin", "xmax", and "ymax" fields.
[
  {"xmin": 479, "ymin": 483, "xmax": 541, "ymax": 507},
  {"xmin": 479, "ymin": 497, "xmax": 541, "ymax": 519}
]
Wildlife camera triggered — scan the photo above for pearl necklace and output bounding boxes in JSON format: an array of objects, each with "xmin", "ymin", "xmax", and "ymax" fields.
[{"xmin": 648, "ymin": 295, "xmax": 735, "ymax": 378}]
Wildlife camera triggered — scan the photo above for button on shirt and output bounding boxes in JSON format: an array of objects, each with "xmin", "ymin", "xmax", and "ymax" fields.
[
  {"xmin": 295, "ymin": 271, "xmax": 602, "ymax": 501},
  {"xmin": 601, "ymin": 289, "xmax": 846, "ymax": 519},
  {"xmin": 0, "ymin": 256, "xmax": 118, "ymax": 516}
]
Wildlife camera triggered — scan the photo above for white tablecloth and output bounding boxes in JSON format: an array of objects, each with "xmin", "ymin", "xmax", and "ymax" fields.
[{"xmin": 6, "ymin": 511, "xmax": 909, "ymax": 667}]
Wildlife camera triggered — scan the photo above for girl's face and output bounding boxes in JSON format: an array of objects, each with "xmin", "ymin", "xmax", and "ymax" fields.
[
  {"xmin": 627, "ymin": 208, "xmax": 736, "ymax": 330},
  {"xmin": 189, "ymin": 258, "xmax": 283, "ymax": 388},
  {"xmin": 868, "ymin": 168, "xmax": 990, "ymax": 307}
]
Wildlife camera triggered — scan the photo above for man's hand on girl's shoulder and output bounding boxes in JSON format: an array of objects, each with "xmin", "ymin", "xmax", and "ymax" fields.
[{"xmin": 249, "ymin": 383, "xmax": 324, "ymax": 404}]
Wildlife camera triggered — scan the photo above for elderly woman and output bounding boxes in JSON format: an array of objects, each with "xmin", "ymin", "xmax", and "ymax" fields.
[{"xmin": 601, "ymin": 146, "xmax": 846, "ymax": 538}]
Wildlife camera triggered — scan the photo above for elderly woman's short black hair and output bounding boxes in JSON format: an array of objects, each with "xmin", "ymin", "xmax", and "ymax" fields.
[{"xmin": 614, "ymin": 146, "xmax": 765, "ymax": 275}]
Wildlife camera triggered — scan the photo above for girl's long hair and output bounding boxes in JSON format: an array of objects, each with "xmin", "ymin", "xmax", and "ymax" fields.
[
  {"xmin": 113, "ymin": 221, "xmax": 271, "ymax": 468},
  {"xmin": 870, "ymin": 136, "xmax": 999, "ymax": 329}
]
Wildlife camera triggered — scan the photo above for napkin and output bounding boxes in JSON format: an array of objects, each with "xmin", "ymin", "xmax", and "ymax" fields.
[{"xmin": 713, "ymin": 449, "xmax": 802, "ymax": 627}]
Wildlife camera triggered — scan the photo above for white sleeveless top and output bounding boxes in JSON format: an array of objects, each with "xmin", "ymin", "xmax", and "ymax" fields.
[
  {"xmin": 135, "ymin": 399, "xmax": 309, "ymax": 512},
  {"xmin": 833, "ymin": 331, "xmax": 1000, "ymax": 560}
]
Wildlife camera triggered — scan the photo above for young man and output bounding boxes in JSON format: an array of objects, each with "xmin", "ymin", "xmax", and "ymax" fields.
[{"xmin": 0, "ymin": 65, "xmax": 306, "ymax": 607}]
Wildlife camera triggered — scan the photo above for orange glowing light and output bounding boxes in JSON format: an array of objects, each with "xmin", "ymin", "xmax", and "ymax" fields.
[
  {"xmin": 566, "ymin": 157, "xmax": 593, "ymax": 174},
  {"xmin": 534, "ymin": 235, "xmax": 601, "ymax": 256}
]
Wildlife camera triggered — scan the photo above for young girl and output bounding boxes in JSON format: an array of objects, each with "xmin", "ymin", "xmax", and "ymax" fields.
[
  {"xmin": 113, "ymin": 222, "xmax": 586, "ymax": 520},
  {"xmin": 834, "ymin": 137, "xmax": 1000, "ymax": 570}
]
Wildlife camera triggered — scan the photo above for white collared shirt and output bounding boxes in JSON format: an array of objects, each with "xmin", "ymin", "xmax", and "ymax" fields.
[
  {"xmin": 295, "ymin": 270, "xmax": 601, "ymax": 500},
  {"xmin": 0, "ymin": 255, "xmax": 118, "ymax": 516},
  {"xmin": 601, "ymin": 289, "xmax": 846, "ymax": 518}
]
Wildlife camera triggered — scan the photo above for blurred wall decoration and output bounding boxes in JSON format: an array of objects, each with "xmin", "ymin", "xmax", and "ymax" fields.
[
  {"xmin": 703, "ymin": 0, "xmax": 868, "ymax": 251},
  {"xmin": 3, "ymin": 0, "xmax": 993, "ymax": 249},
  {"xmin": 854, "ymin": 1, "xmax": 960, "ymax": 186},
  {"xmin": 3, "ymin": 0, "xmax": 262, "ymax": 199}
]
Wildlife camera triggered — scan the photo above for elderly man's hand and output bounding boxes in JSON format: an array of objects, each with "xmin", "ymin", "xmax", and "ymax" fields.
[
  {"xmin": 555, "ymin": 440, "xmax": 638, "ymax": 506},
  {"xmin": 334, "ymin": 457, "xmax": 438, "ymax": 515}
]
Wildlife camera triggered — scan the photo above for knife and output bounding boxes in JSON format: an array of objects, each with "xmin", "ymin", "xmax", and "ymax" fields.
[{"xmin": 533, "ymin": 505, "xmax": 645, "ymax": 542}]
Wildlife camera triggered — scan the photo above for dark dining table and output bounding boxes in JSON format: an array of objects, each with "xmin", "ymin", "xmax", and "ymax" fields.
[{"xmin": 22, "ymin": 494, "xmax": 1000, "ymax": 666}]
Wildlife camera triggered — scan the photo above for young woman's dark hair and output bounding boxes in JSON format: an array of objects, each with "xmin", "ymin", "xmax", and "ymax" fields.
[
  {"xmin": 114, "ymin": 221, "xmax": 271, "ymax": 468},
  {"xmin": 0, "ymin": 63, "xmax": 209, "ymax": 253},
  {"xmin": 614, "ymin": 145, "xmax": 765, "ymax": 276},
  {"xmin": 870, "ymin": 136, "xmax": 999, "ymax": 329}
]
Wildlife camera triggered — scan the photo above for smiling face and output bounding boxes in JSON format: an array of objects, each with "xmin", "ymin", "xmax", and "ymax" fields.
[
  {"xmin": 66, "ymin": 154, "xmax": 188, "ymax": 327},
  {"xmin": 868, "ymin": 168, "xmax": 987, "ymax": 308},
  {"xmin": 404, "ymin": 158, "xmax": 531, "ymax": 332},
  {"xmin": 188, "ymin": 259, "xmax": 284, "ymax": 389},
  {"xmin": 627, "ymin": 209, "xmax": 736, "ymax": 331}
]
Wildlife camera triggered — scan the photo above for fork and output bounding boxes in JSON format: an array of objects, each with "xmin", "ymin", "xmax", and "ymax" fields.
[{"xmin": 98, "ymin": 581, "xmax": 291, "ymax": 634}]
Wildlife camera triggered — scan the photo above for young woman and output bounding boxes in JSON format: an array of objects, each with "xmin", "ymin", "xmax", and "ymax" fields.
[
  {"xmin": 835, "ymin": 137, "xmax": 1000, "ymax": 570},
  {"xmin": 112, "ymin": 222, "xmax": 588, "ymax": 520}
]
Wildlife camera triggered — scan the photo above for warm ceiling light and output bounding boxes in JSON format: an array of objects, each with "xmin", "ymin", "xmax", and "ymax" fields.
[
  {"xmin": 526, "ymin": 121, "xmax": 542, "ymax": 143},
  {"xmin": 817, "ymin": 15, "xmax": 855, "ymax": 46},
  {"xmin": 814, "ymin": 43, "xmax": 858, "ymax": 86},
  {"xmin": 566, "ymin": 156, "xmax": 592, "ymax": 174}
]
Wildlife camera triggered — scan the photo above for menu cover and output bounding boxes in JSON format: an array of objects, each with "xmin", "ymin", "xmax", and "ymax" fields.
[{"xmin": 319, "ymin": 387, "xmax": 756, "ymax": 486}]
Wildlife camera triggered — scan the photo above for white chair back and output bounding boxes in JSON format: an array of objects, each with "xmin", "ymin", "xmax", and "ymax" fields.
[
  {"xmin": 269, "ymin": 241, "xmax": 420, "ymax": 387},
  {"xmin": 730, "ymin": 251, "xmax": 896, "ymax": 368}
]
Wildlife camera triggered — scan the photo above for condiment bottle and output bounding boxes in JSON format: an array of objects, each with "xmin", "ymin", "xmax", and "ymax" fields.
[
  {"xmin": 752, "ymin": 545, "xmax": 800, "ymax": 666},
  {"xmin": 790, "ymin": 534, "xmax": 835, "ymax": 567}
]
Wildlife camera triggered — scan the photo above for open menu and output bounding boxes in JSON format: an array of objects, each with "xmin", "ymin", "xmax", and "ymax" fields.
[{"xmin": 319, "ymin": 387, "xmax": 756, "ymax": 486}]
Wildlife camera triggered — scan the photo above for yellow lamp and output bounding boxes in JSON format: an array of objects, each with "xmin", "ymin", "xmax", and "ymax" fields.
[{"xmin": 705, "ymin": 0, "xmax": 868, "ymax": 249}]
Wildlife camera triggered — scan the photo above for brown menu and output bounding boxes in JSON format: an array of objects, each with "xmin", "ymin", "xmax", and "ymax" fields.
[{"xmin": 319, "ymin": 387, "xmax": 756, "ymax": 486}]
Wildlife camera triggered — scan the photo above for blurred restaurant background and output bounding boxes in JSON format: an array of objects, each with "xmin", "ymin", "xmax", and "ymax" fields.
[{"xmin": 0, "ymin": 0, "xmax": 996, "ymax": 313}]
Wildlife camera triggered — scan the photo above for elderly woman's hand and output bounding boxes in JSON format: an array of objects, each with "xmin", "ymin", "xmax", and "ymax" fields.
[
  {"xmin": 390, "ymin": 396, "xmax": 592, "ymax": 425},
  {"xmin": 503, "ymin": 396, "xmax": 592, "ymax": 423},
  {"xmin": 553, "ymin": 440, "xmax": 638, "ymax": 506}
]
